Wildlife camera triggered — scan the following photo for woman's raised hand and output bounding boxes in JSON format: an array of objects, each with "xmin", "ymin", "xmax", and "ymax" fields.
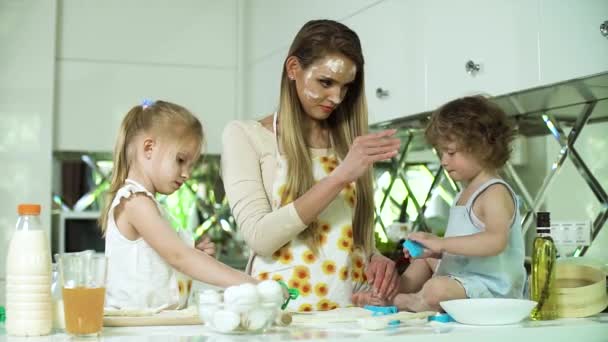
[{"xmin": 333, "ymin": 129, "xmax": 400, "ymax": 184}]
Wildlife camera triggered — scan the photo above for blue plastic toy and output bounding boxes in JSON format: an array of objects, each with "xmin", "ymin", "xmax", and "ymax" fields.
[
  {"xmin": 428, "ymin": 313, "xmax": 455, "ymax": 323},
  {"xmin": 363, "ymin": 305, "xmax": 398, "ymax": 316},
  {"xmin": 403, "ymin": 239, "xmax": 424, "ymax": 258}
]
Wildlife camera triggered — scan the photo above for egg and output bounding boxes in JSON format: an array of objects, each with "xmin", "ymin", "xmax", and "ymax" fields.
[
  {"xmin": 224, "ymin": 283, "xmax": 260, "ymax": 313},
  {"xmin": 244, "ymin": 308, "xmax": 272, "ymax": 331},
  {"xmin": 212, "ymin": 310, "xmax": 241, "ymax": 332},
  {"xmin": 256, "ymin": 280, "xmax": 284, "ymax": 305}
]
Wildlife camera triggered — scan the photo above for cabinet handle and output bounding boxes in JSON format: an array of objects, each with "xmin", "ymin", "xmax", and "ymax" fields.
[
  {"xmin": 376, "ymin": 87, "xmax": 390, "ymax": 99},
  {"xmin": 601, "ymin": 20, "xmax": 608, "ymax": 38},
  {"xmin": 465, "ymin": 60, "xmax": 481, "ymax": 75}
]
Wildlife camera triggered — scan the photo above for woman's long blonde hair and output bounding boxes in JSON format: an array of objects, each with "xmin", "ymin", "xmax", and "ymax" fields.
[
  {"xmin": 99, "ymin": 100, "xmax": 204, "ymax": 233},
  {"xmin": 278, "ymin": 20, "xmax": 374, "ymax": 255}
]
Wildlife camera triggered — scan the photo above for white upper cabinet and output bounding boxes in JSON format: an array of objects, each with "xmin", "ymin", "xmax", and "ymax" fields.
[
  {"xmin": 422, "ymin": 0, "xmax": 541, "ymax": 111},
  {"xmin": 539, "ymin": 0, "xmax": 608, "ymax": 84},
  {"xmin": 345, "ymin": 0, "xmax": 427, "ymax": 124}
]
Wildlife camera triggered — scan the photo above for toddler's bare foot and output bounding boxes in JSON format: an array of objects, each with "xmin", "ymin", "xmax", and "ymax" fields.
[{"xmin": 392, "ymin": 293, "xmax": 434, "ymax": 312}]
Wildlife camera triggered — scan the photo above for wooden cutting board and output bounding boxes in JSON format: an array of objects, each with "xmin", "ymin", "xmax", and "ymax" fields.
[{"xmin": 103, "ymin": 307, "xmax": 202, "ymax": 327}]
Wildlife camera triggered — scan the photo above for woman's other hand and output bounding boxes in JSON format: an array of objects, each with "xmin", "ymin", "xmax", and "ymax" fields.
[
  {"xmin": 351, "ymin": 291, "xmax": 389, "ymax": 307},
  {"xmin": 332, "ymin": 129, "xmax": 400, "ymax": 184},
  {"xmin": 366, "ymin": 253, "xmax": 400, "ymax": 299}
]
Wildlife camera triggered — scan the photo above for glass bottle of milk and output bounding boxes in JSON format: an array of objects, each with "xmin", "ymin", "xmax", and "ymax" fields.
[{"xmin": 5, "ymin": 204, "xmax": 52, "ymax": 336}]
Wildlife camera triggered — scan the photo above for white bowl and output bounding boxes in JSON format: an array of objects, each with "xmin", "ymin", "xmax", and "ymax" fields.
[{"xmin": 439, "ymin": 298, "xmax": 537, "ymax": 325}]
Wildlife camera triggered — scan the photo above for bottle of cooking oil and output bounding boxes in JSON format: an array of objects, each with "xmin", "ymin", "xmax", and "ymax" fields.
[{"xmin": 530, "ymin": 211, "xmax": 558, "ymax": 320}]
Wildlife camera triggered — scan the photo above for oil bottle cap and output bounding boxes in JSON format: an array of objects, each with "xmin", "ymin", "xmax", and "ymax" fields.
[
  {"xmin": 17, "ymin": 204, "xmax": 41, "ymax": 215},
  {"xmin": 536, "ymin": 212, "xmax": 550, "ymax": 229}
]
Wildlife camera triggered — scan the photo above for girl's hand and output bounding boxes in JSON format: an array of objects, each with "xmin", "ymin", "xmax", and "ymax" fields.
[
  {"xmin": 405, "ymin": 232, "xmax": 443, "ymax": 259},
  {"xmin": 195, "ymin": 236, "xmax": 216, "ymax": 256},
  {"xmin": 332, "ymin": 130, "xmax": 400, "ymax": 184}
]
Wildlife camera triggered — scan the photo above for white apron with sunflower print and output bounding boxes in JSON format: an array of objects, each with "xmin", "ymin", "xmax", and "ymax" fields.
[{"xmin": 250, "ymin": 113, "xmax": 369, "ymax": 312}]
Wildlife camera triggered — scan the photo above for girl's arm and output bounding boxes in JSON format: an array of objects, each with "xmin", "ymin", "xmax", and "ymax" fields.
[
  {"xmin": 124, "ymin": 193, "xmax": 256, "ymax": 287},
  {"xmin": 410, "ymin": 184, "xmax": 514, "ymax": 257}
]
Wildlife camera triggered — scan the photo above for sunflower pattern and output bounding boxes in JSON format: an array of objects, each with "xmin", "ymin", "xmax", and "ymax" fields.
[
  {"xmin": 339, "ymin": 266, "xmax": 349, "ymax": 281},
  {"xmin": 314, "ymin": 283, "xmax": 329, "ymax": 297},
  {"xmin": 272, "ymin": 244, "xmax": 293, "ymax": 265},
  {"xmin": 342, "ymin": 182, "xmax": 357, "ymax": 208},
  {"xmin": 321, "ymin": 261, "xmax": 336, "ymax": 275},
  {"xmin": 277, "ymin": 184, "xmax": 293, "ymax": 206},
  {"xmin": 319, "ymin": 222, "xmax": 331, "ymax": 234},
  {"xmin": 302, "ymin": 250, "xmax": 316, "ymax": 264},
  {"xmin": 299, "ymin": 281, "xmax": 312, "ymax": 297},
  {"xmin": 316, "ymin": 298, "xmax": 332, "ymax": 311},
  {"xmin": 293, "ymin": 265, "xmax": 310, "ymax": 280},
  {"xmin": 252, "ymin": 152, "xmax": 371, "ymax": 312},
  {"xmin": 299, "ymin": 303, "xmax": 313, "ymax": 312},
  {"xmin": 257, "ymin": 272, "xmax": 270, "ymax": 281},
  {"xmin": 319, "ymin": 156, "xmax": 339, "ymax": 174}
]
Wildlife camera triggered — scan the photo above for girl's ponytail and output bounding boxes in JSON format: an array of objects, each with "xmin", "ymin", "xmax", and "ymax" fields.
[{"xmin": 99, "ymin": 106, "xmax": 143, "ymax": 233}]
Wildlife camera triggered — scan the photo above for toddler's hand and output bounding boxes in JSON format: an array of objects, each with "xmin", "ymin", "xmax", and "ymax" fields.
[
  {"xmin": 405, "ymin": 232, "xmax": 443, "ymax": 259},
  {"xmin": 195, "ymin": 236, "xmax": 216, "ymax": 256}
]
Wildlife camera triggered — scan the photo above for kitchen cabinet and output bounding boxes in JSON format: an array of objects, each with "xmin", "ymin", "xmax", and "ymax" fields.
[
  {"xmin": 538, "ymin": 0, "xmax": 608, "ymax": 84},
  {"xmin": 344, "ymin": 0, "xmax": 427, "ymax": 124},
  {"xmin": 55, "ymin": 62, "xmax": 236, "ymax": 155},
  {"xmin": 346, "ymin": 0, "xmax": 541, "ymax": 124},
  {"xmin": 421, "ymin": 0, "xmax": 541, "ymax": 111}
]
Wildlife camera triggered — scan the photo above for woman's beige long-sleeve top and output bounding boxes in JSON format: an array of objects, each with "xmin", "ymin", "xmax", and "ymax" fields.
[{"xmin": 221, "ymin": 120, "xmax": 310, "ymax": 271}]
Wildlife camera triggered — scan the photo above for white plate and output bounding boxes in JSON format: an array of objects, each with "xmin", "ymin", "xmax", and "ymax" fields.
[{"xmin": 439, "ymin": 298, "xmax": 537, "ymax": 325}]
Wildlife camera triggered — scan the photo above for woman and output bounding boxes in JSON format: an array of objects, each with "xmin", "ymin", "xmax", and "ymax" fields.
[{"xmin": 222, "ymin": 19, "xmax": 400, "ymax": 311}]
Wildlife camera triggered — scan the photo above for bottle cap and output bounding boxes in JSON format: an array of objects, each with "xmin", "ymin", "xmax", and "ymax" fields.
[
  {"xmin": 17, "ymin": 204, "xmax": 41, "ymax": 215},
  {"xmin": 536, "ymin": 212, "xmax": 550, "ymax": 229},
  {"xmin": 536, "ymin": 228, "xmax": 551, "ymax": 235}
]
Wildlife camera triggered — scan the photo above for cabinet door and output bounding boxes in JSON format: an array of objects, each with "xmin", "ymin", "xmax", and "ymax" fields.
[
  {"xmin": 345, "ymin": 0, "xmax": 426, "ymax": 124},
  {"xmin": 539, "ymin": 0, "xmax": 608, "ymax": 84},
  {"xmin": 423, "ymin": 0, "xmax": 540, "ymax": 110}
]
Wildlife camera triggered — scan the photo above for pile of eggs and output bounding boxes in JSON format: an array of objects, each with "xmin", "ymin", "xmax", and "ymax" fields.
[{"xmin": 198, "ymin": 280, "xmax": 284, "ymax": 333}]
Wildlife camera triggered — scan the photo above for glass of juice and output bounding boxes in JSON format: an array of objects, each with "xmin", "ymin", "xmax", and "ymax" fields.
[{"xmin": 58, "ymin": 252, "xmax": 107, "ymax": 337}]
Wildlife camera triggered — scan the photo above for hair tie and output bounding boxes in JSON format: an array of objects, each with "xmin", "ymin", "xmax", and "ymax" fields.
[{"xmin": 141, "ymin": 99, "xmax": 155, "ymax": 109}]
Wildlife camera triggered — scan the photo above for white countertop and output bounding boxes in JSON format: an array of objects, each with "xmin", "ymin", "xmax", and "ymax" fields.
[{"xmin": 1, "ymin": 314, "xmax": 607, "ymax": 342}]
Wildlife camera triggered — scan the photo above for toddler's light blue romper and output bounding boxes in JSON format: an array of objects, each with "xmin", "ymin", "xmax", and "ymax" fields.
[{"xmin": 434, "ymin": 179, "xmax": 526, "ymax": 298}]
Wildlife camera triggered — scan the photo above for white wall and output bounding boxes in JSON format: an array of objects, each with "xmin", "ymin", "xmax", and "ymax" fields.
[
  {"xmin": 0, "ymin": 0, "xmax": 56, "ymax": 306},
  {"xmin": 54, "ymin": 0, "xmax": 240, "ymax": 154}
]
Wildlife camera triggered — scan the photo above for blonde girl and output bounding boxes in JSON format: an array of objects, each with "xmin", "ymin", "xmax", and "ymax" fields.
[
  {"xmin": 222, "ymin": 20, "xmax": 401, "ymax": 311},
  {"xmin": 101, "ymin": 100, "xmax": 255, "ymax": 310}
]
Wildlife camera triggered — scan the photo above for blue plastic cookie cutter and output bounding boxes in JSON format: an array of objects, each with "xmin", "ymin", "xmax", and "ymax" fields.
[
  {"xmin": 364, "ymin": 305, "xmax": 398, "ymax": 316},
  {"xmin": 428, "ymin": 313, "xmax": 454, "ymax": 323},
  {"xmin": 403, "ymin": 239, "xmax": 424, "ymax": 258}
]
